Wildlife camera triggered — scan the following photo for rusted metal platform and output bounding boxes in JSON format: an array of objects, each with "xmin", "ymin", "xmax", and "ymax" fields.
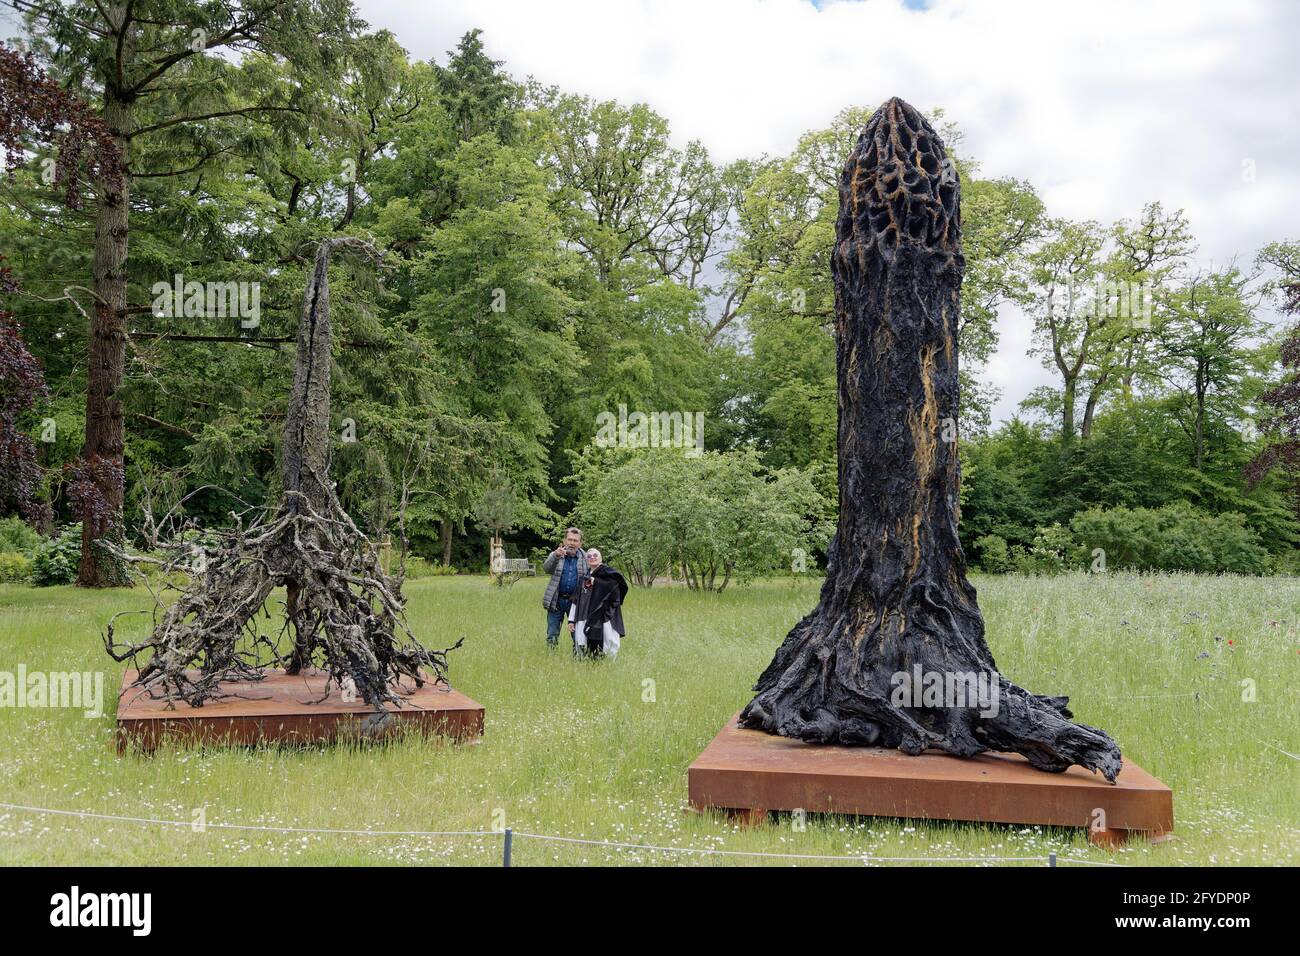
[
  {"xmin": 116, "ymin": 669, "xmax": 484, "ymax": 753},
  {"xmin": 689, "ymin": 714, "xmax": 1173, "ymax": 846}
]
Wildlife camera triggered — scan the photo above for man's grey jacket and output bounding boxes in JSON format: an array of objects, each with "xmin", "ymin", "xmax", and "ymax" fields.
[{"xmin": 542, "ymin": 548, "xmax": 582, "ymax": 611}]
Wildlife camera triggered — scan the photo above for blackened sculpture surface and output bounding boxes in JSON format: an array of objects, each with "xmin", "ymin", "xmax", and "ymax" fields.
[
  {"xmin": 740, "ymin": 98, "xmax": 1121, "ymax": 781},
  {"xmin": 107, "ymin": 239, "xmax": 456, "ymax": 713}
]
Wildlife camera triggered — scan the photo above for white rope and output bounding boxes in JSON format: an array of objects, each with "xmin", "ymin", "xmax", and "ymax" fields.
[
  {"xmin": 0, "ymin": 801, "xmax": 490, "ymax": 838},
  {"xmin": 0, "ymin": 801, "xmax": 1089, "ymax": 864}
]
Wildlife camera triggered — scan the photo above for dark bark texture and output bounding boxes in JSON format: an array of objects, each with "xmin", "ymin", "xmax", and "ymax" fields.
[
  {"xmin": 281, "ymin": 243, "xmax": 337, "ymax": 517},
  {"xmin": 78, "ymin": 82, "xmax": 132, "ymax": 587},
  {"xmin": 107, "ymin": 239, "xmax": 458, "ymax": 714},
  {"xmin": 740, "ymin": 98, "xmax": 1122, "ymax": 782}
]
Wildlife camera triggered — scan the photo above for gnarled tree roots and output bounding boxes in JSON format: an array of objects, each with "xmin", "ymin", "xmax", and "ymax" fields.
[
  {"xmin": 740, "ymin": 610, "xmax": 1122, "ymax": 782},
  {"xmin": 105, "ymin": 487, "xmax": 459, "ymax": 714}
]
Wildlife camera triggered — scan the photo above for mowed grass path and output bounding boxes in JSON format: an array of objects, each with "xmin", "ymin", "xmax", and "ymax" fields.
[{"xmin": 0, "ymin": 572, "xmax": 1296, "ymax": 866}]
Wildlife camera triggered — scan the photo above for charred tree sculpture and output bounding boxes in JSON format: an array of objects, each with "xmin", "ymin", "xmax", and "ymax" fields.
[
  {"xmin": 740, "ymin": 99, "xmax": 1122, "ymax": 782},
  {"xmin": 107, "ymin": 238, "xmax": 457, "ymax": 712}
]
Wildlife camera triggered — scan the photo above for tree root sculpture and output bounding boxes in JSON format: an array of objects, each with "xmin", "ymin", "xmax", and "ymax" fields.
[
  {"xmin": 106, "ymin": 238, "xmax": 459, "ymax": 713},
  {"xmin": 739, "ymin": 98, "xmax": 1122, "ymax": 782}
]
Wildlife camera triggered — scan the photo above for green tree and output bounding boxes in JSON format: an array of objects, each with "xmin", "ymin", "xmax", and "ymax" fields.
[
  {"xmin": 1078, "ymin": 202, "xmax": 1194, "ymax": 436},
  {"xmin": 16, "ymin": 0, "xmax": 364, "ymax": 584},
  {"xmin": 1246, "ymin": 240, "xmax": 1300, "ymax": 518},
  {"xmin": 1154, "ymin": 268, "xmax": 1262, "ymax": 471},
  {"xmin": 571, "ymin": 448, "xmax": 829, "ymax": 592},
  {"xmin": 407, "ymin": 134, "xmax": 580, "ymax": 537},
  {"xmin": 1027, "ymin": 218, "xmax": 1107, "ymax": 445}
]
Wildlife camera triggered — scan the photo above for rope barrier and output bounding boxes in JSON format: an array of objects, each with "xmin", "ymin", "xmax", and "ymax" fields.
[
  {"xmin": 0, "ymin": 801, "xmax": 492, "ymax": 838},
  {"xmin": 0, "ymin": 800, "xmax": 1124, "ymax": 865}
]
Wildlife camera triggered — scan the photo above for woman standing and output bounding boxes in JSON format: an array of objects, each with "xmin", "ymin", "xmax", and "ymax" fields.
[{"xmin": 568, "ymin": 548, "xmax": 629, "ymax": 659}]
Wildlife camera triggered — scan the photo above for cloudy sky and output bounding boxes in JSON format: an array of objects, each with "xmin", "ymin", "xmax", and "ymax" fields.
[{"xmin": 355, "ymin": 0, "xmax": 1300, "ymax": 423}]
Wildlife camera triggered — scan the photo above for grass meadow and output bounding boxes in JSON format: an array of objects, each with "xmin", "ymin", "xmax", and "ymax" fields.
[{"xmin": 0, "ymin": 572, "xmax": 1296, "ymax": 866}]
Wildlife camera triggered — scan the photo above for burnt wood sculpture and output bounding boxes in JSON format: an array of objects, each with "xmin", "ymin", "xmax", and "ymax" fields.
[
  {"xmin": 107, "ymin": 238, "xmax": 457, "ymax": 712},
  {"xmin": 740, "ymin": 98, "xmax": 1122, "ymax": 782}
]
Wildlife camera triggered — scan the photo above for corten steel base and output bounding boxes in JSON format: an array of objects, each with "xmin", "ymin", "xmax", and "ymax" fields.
[
  {"xmin": 689, "ymin": 715, "xmax": 1173, "ymax": 847},
  {"xmin": 116, "ymin": 669, "xmax": 484, "ymax": 753}
]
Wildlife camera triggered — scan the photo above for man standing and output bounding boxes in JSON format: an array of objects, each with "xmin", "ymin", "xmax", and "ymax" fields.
[{"xmin": 541, "ymin": 527, "xmax": 584, "ymax": 649}]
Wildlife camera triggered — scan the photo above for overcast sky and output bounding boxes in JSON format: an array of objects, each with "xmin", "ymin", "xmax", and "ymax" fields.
[{"xmin": 354, "ymin": 0, "xmax": 1300, "ymax": 423}]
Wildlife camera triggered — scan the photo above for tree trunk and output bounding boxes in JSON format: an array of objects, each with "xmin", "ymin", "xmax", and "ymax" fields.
[
  {"xmin": 1060, "ymin": 378, "xmax": 1076, "ymax": 445},
  {"xmin": 281, "ymin": 241, "xmax": 338, "ymax": 515},
  {"xmin": 280, "ymin": 239, "xmax": 348, "ymax": 668},
  {"xmin": 1194, "ymin": 370, "xmax": 1207, "ymax": 471},
  {"xmin": 284, "ymin": 579, "xmax": 308, "ymax": 674},
  {"xmin": 740, "ymin": 98, "xmax": 1122, "ymax": 781},
  {"xmin": 440, "ymin": 518, "xmax": 453, "ymax": 566},
  {"xmin": 78, "ymin": 83, "xmax": 133, "ymax": 587},
  {"xmin": 1080, "ymin": 368, "xmax": 1110, "ymax": 441}
]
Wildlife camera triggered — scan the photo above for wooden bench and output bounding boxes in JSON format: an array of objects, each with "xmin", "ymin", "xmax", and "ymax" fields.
[{"xmin": 500, "ymin": 557, "xmax": 534, "ymax": 575}]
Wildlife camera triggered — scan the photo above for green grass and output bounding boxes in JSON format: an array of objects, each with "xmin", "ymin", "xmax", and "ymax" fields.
[{"xmin": 0, "ymin": 572, "xmax": 1296, "ymax": 866}]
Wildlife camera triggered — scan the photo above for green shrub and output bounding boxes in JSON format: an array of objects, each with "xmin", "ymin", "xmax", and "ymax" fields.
[
  {"xmin": 570, "ymin": 447, "xmax": 831, "ymax": 592},
  {"xmin": 0, "ymin": 551, "xmax": 32, "ymax": 583},
  {"xmin": 0, "ymin": 517, "xmax": 42, "ymax": 556},
  {"xmin": 1268, "ymin": 549, "xmax": 1300, "ymax": 575},
  {"xmin": 402, "ymin": 556, "xmax": 457, "ymax": 579},
  {"xmin": 30, "ymin": 524, "xmax": 82, "ymax": 587},
  {"xmin": 1069, "ymin": 503, "xmax": 1271, "ymax": 574},
  {"xmin": 1006, "ymin": 523, "xmax": 1074, "ymax": 575},
  {"xmin": 403, "ymin": 556, "xmax": 432, "ymax": 578},
  {"xmin": 973, "ymin": 534, "xmax": 1009, "ymax": 573}
]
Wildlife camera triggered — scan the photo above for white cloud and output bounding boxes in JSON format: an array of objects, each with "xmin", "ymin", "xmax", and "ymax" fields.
[{"xmin": 355, "ymin": 0, "xmax": 1300, "ymax": 423}]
